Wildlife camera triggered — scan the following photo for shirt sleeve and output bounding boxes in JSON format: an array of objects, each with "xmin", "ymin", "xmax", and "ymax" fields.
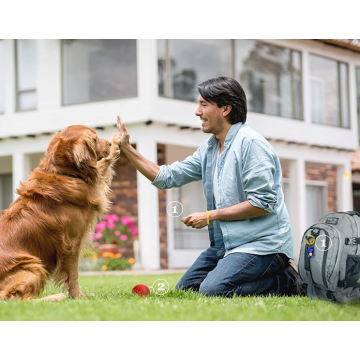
[
  {"xmin": 241, "ymin": 139, "xmax": 278, "ymax": 213},
  {"xmin": 151, "ymin": 147, "xmax": 202, "ymax": 190}
]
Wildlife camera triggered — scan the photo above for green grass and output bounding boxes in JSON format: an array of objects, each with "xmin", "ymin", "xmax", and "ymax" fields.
[{"xmin": 1, "ymin": 273, "xmax": 360, "ymax": 320}]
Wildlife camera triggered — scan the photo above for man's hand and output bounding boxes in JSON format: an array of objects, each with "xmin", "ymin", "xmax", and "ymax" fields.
[
  {"xmin": 181, "ymin": 212, "xmax": 208, "ymax": 229},
  {"xmin": 116, "ymin": 115, "xmax": 131, "ymax": 149}
]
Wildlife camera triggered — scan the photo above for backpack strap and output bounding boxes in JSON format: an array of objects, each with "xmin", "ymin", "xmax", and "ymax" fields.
[
  {"xmin": 345, "ymin": 238, "xmax": 360, "ymax": 245},
  {"xmin": 346, "ymin": 211, "xmax": 360, "ymax": 217},
  {"xmin": 338, "ymin": 280, "xmax": 360, "ymax": 289}
]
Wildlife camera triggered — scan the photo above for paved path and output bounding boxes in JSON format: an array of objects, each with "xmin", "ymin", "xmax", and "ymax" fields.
[{"xmin": 79, "ymin": 268, "xmax": 188, "ymax": 276}]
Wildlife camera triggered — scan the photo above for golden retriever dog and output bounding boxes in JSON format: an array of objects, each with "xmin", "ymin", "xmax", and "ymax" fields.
[{"xmin": 0, "ymin": 125, "xmax": 121, "ymax": 301}]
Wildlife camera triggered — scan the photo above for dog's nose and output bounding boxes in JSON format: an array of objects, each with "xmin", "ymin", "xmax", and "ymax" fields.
[{"xmin": 109, "ymin": 142, "xmax": 112, "ymax": 147}]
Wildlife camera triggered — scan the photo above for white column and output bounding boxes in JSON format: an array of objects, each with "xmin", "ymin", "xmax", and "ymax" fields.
[
  {"xmin": 337, "ymin": 161, "xmax": 353, "ymax": 211},
  {"xmin": 289, "ymin": 158, "xmax": 306, "ymax": 264},
  {"xmin": 12, "ymin": 153, "xmax": 31, "ymax": 200},
  {"xmin": 37, "ymin": 40, "xmax": 61, "ymax": 112},
  {"xmin": 136, "ymin": 138, "xmax": 160, "ymax": 270},
  {"xmin": 136, "ymin": 39, "xmax": 158, "ymax": 118},
  {"xmin": 3, "ymin": 39, "xmax": 15, "ymax": 116}
]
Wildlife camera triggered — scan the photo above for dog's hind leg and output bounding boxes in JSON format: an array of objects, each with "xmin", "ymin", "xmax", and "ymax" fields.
[{"xmin": 0, "ymin": 269, "xmax": 47, "ymax": 301}]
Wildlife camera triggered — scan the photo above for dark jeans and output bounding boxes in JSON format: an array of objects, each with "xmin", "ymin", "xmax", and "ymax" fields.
[{"xmin": 174, "ymin": 244, "xmax": 298, "ymax": 297}]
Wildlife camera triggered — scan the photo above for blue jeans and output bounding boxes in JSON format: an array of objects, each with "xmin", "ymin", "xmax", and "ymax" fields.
[{"xmin": 174, "ymin": 244, "xmax": 298, "ymax": 297}]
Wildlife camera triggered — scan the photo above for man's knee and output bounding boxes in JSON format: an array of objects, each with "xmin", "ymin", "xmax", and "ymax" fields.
[{"xmin": 199, "ymin": 281, "xmax": 225, "ymax": 297}]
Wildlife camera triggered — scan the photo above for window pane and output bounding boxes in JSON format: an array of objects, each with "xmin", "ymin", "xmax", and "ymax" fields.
[
  {"xmin": 236, "ymin": 40, "xmax": 303, "ymax": 120},
  {"xmin": 339, "ymin": 63, "xmax": 350, "ymax": 128},
  {"xmin": 157, "ymin": 39, "xmax": 166, "ymax": 96},
  {"xmin": 16, "ymin": 40, "xmax": 37, "ymax": 91},
  {"xmin": 306, "ymin": 185, "xmax": 325, "ymax": 228},
  {"xmin": 310, "ymin": 54, "xmax": 343, "ymax": 127},
  {"xmin": 18, "ymin": 91, "xmax": 36, "ymax": 111},
  {"xmin": 167, "ymin": 39, "xmax": 232, "ymax": 102},
  {"xmin": 0, "ymin": 41, "xmax": 4, "ymax": 113},
  {"xmin": 0, "ymin": 174, "xmax": 13, "ymax": 212},
  {"xmin": 173, "ymin": 181, "xmax": 209, "ymax": 249},
  {"xmin": 62, "ymin": 39, "xmax": 137, "ymax": 105}
]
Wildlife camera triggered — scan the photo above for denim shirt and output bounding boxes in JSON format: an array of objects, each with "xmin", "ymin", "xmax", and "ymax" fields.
[{"xmin": 151, "ymin": 122, "xmax": 294, "ymax": 260}]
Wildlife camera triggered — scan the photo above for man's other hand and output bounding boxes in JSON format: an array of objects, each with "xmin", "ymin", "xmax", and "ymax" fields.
[{"xmin": 181, "ymin": 212, "xmax": 208, "ymax": 229}]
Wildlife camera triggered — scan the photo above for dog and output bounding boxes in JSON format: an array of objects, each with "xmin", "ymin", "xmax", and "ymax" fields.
[{"xmin": 0, "ymin": 125, "xmax": 121, "ymax": 301}]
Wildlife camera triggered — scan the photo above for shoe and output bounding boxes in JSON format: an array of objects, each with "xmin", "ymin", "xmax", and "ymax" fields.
[{"xmin": 286, "ymin": 260, "xmax": 306, "ymax": 296}]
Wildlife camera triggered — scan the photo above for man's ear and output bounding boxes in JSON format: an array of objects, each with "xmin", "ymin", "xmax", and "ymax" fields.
[
  {"xmin": 72, "ymin": 136, "xmax": 97, "ymax": 169},
  {"xmin": 223, "ymin": 105, "xmax": 232, "ymax": 117}
]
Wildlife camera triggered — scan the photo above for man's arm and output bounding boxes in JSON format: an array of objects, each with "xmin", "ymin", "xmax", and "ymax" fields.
[
  {"xmin": 117, "ymin": 115, "xmax": 202, "ymax": 188},
  {"xmin": 209, "ymin": 200, "xmax": 268, "ymax": 221},
  {"xmin": 121, "ymin": 143, "xmax": 160, "ymax": 182},
  {"xmin": 181, "ymin": 201, "xmax": 267, "ymax": 228}
]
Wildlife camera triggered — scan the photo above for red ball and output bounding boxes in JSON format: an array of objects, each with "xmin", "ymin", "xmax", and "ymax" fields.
[{"xmin": 132, "ymin": 284, "xmax": 150, "ymax": 297}]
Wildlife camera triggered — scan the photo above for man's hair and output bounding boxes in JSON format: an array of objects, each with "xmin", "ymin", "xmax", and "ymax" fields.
[{"xmin": 198, "ymin": 77, "xmax": 247, "ymax": 124}]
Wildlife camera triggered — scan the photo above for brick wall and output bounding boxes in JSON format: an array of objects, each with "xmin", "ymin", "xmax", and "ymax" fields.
[
  {"xmin": 281, "ymin": 162, "xmax": 337, "ymax": 212},
  {"xmin": 109, "ymin": 143, "xmax": 169, "ymax": 268},
  {"xmin": 109, "ymin": 144, "xmax": 138, "ymax": 259}
]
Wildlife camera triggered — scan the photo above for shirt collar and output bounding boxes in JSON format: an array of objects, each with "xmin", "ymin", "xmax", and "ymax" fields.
[{"xmin": 208, "ymin": 122, "xmax": 243, "ymax": 147}]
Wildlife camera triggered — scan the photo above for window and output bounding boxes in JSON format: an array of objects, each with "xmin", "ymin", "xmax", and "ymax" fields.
[
  {"xmin": 172, "ymin": 181, "xmax": 209, "ymax": 249},
  {"xmin": 0, "ymin": 174, "xmax": 13, "ymax": 212},
  {"xmin": 15, "ymin": 40, "xmax": 37, "ymax": 111},
  {"xmin": 0, "ymin": 40, "xmax": 4, "ymax": 113},
  {"xmin": 158, "ymin": 39, "xmax": 303, "ymax": 120},
  {"xmin": 62, "ymin": 40, "xmax": 137, "ymax": 105},
  {"xmin": 236, "ymin": 40, "xmax": 303, "ymax": 120},
  {"xmin": 310, "ymin": 54, "xmax": 349, "ymax": 128},
  {"xmin": 158, "ymin": 39, "xmax": 232, "ymax": 102},
  {"xmin": 306, "ymin": 183, "xmax": 328, "ymax": 228}
]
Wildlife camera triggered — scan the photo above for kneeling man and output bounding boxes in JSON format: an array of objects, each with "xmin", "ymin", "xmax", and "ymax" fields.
[{"xmin": 117, "ymin": 77, "xmax": 302, "ymax": 297}]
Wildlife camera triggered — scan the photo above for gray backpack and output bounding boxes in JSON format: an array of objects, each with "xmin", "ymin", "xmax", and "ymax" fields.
[{"xmin": 298, "ymin": 211, "xmax": 360, "ymax": 303}]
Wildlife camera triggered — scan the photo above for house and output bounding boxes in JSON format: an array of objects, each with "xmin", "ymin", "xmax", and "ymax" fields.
[{"xmin": 0, "ymin": 39, "xmax": 359, "ymax": 270}]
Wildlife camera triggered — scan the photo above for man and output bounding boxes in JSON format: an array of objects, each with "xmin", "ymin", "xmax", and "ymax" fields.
[{"xmin": 117, "ymin": 77, "xmax": 303, "ymax": 297}]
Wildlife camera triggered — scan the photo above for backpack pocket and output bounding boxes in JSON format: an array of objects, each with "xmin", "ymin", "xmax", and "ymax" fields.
[{"xmin": 345, "ymin": 255, "xmax": 360, "ymax": 287}]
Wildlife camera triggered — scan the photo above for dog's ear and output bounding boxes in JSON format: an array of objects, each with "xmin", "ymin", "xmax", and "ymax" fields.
[{"xmin": 72, "ymin": 136, "xmax": 97, "ymax": 169}]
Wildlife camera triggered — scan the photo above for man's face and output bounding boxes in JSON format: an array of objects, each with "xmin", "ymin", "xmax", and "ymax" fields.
[{"xmin": 195, "ymin": 95, "xmax": 225, "ymax": 135}]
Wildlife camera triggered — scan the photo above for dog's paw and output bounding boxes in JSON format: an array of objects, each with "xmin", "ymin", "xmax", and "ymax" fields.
[
  {"xmin": 111, "ymin": 133, "xmax": 122, "ymax": 147},
  {"xmin": 78, "ymin": 293, "xmax": 95, "ymax": 298}
]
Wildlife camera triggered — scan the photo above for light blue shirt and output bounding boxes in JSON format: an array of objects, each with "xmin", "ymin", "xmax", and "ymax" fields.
[{"xmin": 151, "ymin": 122, "xmax": 294, "ymax": 260}]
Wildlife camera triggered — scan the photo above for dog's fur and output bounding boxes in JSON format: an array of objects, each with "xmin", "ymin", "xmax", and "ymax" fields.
[{"xmin": 0, "ymin": 125, "xmax": 121, "ymax": 301}]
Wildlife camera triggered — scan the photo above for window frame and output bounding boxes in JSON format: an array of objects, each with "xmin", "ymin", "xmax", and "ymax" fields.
[
  {"xmin": 60, "ymin": 39, "xmax": 138, "ymax": 107},
  {"xmin": 14, "ymin": 39, "xmax": 37, "ymax": 112},
  {"xmin": 309, "ymin": 52, "xmax": 351, "ymax": 129}
]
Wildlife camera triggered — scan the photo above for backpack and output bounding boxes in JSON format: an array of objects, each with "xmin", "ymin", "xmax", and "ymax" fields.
[{"xmin": 298, "ymin": 211, "xmax": 360, "ymax": 303}]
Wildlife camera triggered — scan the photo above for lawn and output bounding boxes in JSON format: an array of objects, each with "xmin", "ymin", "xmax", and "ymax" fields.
[{"xmin": 1, "ymin": 273, "xmax": 360, "ymax": 321}]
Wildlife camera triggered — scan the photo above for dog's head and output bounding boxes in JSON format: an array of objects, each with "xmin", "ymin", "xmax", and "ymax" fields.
[{"xmin": 41, "ymin": 125, "xmax": 111, "ymax": 182}]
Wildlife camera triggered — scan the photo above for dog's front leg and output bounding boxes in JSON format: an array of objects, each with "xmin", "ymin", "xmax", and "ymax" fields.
[{"xmin": 97, "ymin": 133, "xmax": 122, "ymax": 183}]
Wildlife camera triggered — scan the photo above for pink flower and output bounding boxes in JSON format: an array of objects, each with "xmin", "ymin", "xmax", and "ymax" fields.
[
  {"xmin": 94, "ymin": 242, "xmax": 100, "ymax": 247},
  {"xmin": 93, "ymin": 233, "xmax": 103, "ymax": 240},
  {"xmin": 120, "ymin": 235, "xmax": 128, "ymax": 241},
  {"xmin": 95, "ymin": 221, "xmax": 107, "ymax": 232},
  {"xmin": 104, "ymin": 214, "xmax": 110, "ymax": 220},
  {"xmin": 121, "ymin": 216, "xmax": 134, "ymax": 226},
  {"xmin": 110, "ymin": 214, "xmax": 119, "ymax": 222},
  {"xmin": 131, "ymin": 230, "xmax": 138, "ymax": 237},
  {"xmin": 114, "ymin": 231, "xmax": 120, "ymax": 236},
  {"xmin": 107, "ymin": 221, "xmax": 115, "ymax": 229}
]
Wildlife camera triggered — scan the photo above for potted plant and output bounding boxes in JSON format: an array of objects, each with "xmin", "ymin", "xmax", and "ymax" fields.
[{"xmin": 92, "ymin": 214, "xmax": 138, "ymax": 257}]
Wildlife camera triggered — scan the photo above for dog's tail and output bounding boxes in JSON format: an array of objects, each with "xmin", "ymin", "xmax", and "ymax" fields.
[{"xmin": 0, "ymin": 254, "xmax": 48, "ymax": 300}]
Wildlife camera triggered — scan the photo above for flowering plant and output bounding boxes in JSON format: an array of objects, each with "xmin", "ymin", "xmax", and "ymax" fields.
[{"xmin": 92, "ymin": 214, "xmax": 138, "ymax": 246}]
